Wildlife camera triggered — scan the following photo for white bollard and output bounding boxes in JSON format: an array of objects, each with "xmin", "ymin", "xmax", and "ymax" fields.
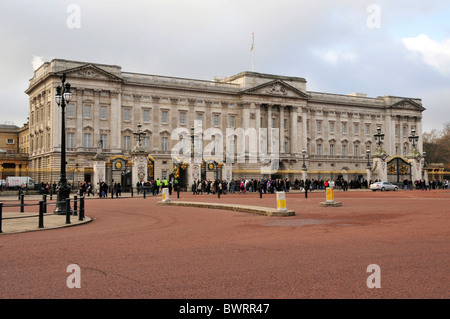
[
  {"xmin": 276, "ymin": 191, "xmax": 287, "ymax": 211},
  {"xmin": 162, "ymin": 187, "xmax": 171, "ymax": 202}
]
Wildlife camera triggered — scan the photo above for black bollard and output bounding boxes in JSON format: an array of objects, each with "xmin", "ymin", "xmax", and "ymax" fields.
[
  {"xmin": 218, "ymin": 189, "xmax": 220, "ymax": 199},
  {"xmin": 305, "ymin": 187, "xmax": 308, "ymax": 199},
  {"xmin": 143, "ymin": 189, "xmax": 146, "ymax": 199},
  {"xmin": 177, "ymin": 186, "xmax": 180, "ymax": 199},
  {"xmin": 79, "ymin": 197, "xmax": 85, "ymax": 221},
  {"xmin": 50, "ymin": 189, "xmax": 53, "ymax": 200},
  {"xmin": 38, "ymin": 201, "xmax": 44, "ymax": 228},
  {"xmin": 20, "ymin": 194, "xmax": 24, "ymax": 213},
  {"xmin": 65, "ymin": 198, "xmax": 71, "ymax": 224},
  {"xmin": 259, "ymin": 187, "xmax": 262, "ymax": 198},
  {"xmin": 43, "ymin": 194, "xmax": 47, "ymax": 214},
  {"xmin": 131, "ymin": 187, "xmax": 133, "ymax": 197},
  {"xmin": 73, "ymin": 196, "xmax": 78, "ymax": 216}
]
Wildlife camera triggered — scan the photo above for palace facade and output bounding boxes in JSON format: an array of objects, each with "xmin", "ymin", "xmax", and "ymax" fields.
[{"xmin": 25, "ymin": 59, "xmax": 425, "ymax": 188}]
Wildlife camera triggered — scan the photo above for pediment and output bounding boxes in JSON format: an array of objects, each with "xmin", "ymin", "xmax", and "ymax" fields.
[
  {"xmin": 59, "ymin": 64, "xmax": 123, "ymax": 82},
  {"xmin": 389, "ymin": 99, "xmax": 425, "ymax": 111},
  {"xmin": 242, "ymin": 80, "xmax": 309, "ymax": 99}
]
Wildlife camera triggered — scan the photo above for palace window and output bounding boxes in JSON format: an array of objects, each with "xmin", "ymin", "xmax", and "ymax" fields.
[
  {"xmin": 123, "ymin": 108, "xmax": 131, "ymax": 122},
  {"xmin": 162, "ymin": 137, "xmax": 168, "ymax": 151},
  {"xmin": 143, "ymin": 136, "xmax": 150, "ymax": 151},
  {"xmin": 67, "ymin": 104, "xmax": 75, "ymax": 118},
  {"xmin": 83, "ymin": 133, "xmax": 92, "ymax": 148},
  {"xmin": 180, "ymin": 112, "xmax": 186, "ymax": 125},
  {"xmin": 100, "ymin": 106, "xmax": 108, "ymax": 120},
  {"xmin": 143, "ymin": 109, "xmax": 150, "ymax": 122},
  {"xmin": 100, "ymin": 134, "xmax": 108, "ymax": 149},
  {"xmin": 230, "ymin": 115, "xmax": 235, "ymax": 128},
  {"xmin": 329, "ymin": 122, "xmax": 334, "ymax": 133},
  {"xmin": 162, "ymin": 111, "xmax": 168, "ymax": 124},
  {"xmin": 123, "ymin": 136, "xmax": 131, "ymax": 150},
  {"xmin": 67, "ymin": 133, "xmax": 74, "ymax": 148},
  {"xmin": 84, "ymin": 105, "xmax": 91, "ymax": 119},
  {"xmin": 214, "ymin": 114, "xmax": 220, "ymax": 127}
]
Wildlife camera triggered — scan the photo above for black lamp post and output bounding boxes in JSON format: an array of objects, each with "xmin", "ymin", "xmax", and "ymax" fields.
[
  {"xmin": 408, "ymin": 128, "xmax": 419, "ymax": 149},
  {"xmin": 54, "ymin": 73, "xmax": 72, "ymax": 214},
  {"xmin": 374, "ymin": 126, "xmax": 384, "ymax": 147}
]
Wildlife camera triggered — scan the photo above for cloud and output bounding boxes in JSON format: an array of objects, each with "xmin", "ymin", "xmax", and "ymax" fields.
[
  {"xmin": 402, "ymin": 34, "xmax": 450, "ymax": 75},
  {"xmin": 311, "ymin": 49, "xmax": 357, "ymax": 65},
  {"xmin": 31, "ymin": 55, "xmax": 45, "ymax": 71}
]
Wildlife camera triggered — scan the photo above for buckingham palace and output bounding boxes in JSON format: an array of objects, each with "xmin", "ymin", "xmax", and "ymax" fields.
[{"xmin": 25, "ymin": 59, "xmax": 426, "ymax": 189}]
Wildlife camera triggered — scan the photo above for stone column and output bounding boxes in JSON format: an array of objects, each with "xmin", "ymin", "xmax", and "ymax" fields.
[
  {"xmin": 242, "ymin": 102, "xmax": 250, "ymax": 154},
  {"xmin": 131, "ymin": 151, "xmax": 148, "ymax": 186},
  {"xmin": 255, "ymin": 103, "xmax": 261, "ymax": 129},
  {"xmin": 279, "ymin": 105, "xmax": 285, "ymax": 154},
  {"xmin": 93, "ymin": 157, "xmax": 106, "ymax": 188},
  {"xmin": 408, "ymin": 154, "xmax": 423, "ymax": 183},
  {"xmin": 290, "ymin": 106, "xmax": 298, "ymax": 155},
  {"xmin": 366, "ymin": 167, "xmax": 372, "ymax": 184},
  {"xmin": 267, "ymin": 104, "xmax": 272, "ymax": 153},
  {"xmin": 75, "ymin": 88, "xmax": 84, "ymax": 148},
  {"xmin": 302, "ymin": 107, "xmax": 308, "ymax": 152},
  {"xmin": 188, "ymin": 161, "xmax": 201, "ymax": 187},
  {"xmin": 93, "ymin": 90, "xmax": 101, "ymax": 145},
  {"xmin": 224, "ymin": 162, "xmax": 233, "ymax": 182},
  {"xmin": 110, "ymin": 91, "xmax": 122, "ymax": 152},
  {"xmin": 372, "ymin": 156, "xmax": 388, "ymax": 182}
]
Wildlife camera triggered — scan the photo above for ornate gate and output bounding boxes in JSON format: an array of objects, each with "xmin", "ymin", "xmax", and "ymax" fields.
[
  {"xmin": 387, "ymin": 156, "xmax": 411, "ymax": 185},
  {"xmin": 106, "ymin": 157, "xmax": 132, "ymax": 190}
]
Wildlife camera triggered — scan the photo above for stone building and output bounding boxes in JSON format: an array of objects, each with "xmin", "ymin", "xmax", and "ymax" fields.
[
  {"xmin": 25, "ymin": 59, "xmax": 426, "ymax": 188},
  {"xmin": 0, "ymin": 123, "xmax": 29, "ymax": 180}
]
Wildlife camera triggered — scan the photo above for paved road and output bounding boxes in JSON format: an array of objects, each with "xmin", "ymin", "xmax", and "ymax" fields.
[{"xmin": 0, "ymin": 190, "xmax": 448, "ymax": 299}]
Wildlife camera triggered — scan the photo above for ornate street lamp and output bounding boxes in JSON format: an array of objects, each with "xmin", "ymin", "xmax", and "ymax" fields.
[
  {"xmin": 374, "ymin": 126, "xmax": 384, "ymax": 147},
  {"xmin": 408, "ymin": 128, "xmax": 419, "ymax": 149},
  {"xmin": 366, "ymin": 147, "xmax": 371, "ymax": 168},
  {"xmin": 54, "ymin": 73, "xmax": 72, "ymax": 214},
  {"xmin": 133, "ymin": 122, "xmax": 146, "ymax": 150}
]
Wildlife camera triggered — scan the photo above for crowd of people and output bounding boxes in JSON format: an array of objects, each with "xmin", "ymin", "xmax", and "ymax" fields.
[{"xmin": 28, "ymin": 177, "xmax": 449, "ymax": 197}]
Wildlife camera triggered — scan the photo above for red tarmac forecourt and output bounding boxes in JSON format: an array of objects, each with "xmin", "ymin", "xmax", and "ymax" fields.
[{"xmin": 0, "ymin": 190, "xmax": 448, "ymax": 299}]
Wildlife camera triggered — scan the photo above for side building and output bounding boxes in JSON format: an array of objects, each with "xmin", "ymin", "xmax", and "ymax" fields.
[
  {"xmin": 0, "ymin": 123, "xmax": 29, "ymax": 180},
  {"xmin": 25, "ymin": 59, "xmax": 425, "ymax": 189}
]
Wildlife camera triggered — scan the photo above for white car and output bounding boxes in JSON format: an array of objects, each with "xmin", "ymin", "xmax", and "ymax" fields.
[{"xmin": 370, "ymin": 181, "xmax": 398, "ymax": 191}]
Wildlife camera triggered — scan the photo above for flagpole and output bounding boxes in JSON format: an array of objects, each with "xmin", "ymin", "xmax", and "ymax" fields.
[{"xmin": 251, "ymin": 32, "xmax": 255, "ymax": 72}]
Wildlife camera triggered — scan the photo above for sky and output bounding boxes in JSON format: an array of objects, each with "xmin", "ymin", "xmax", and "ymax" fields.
[{"xmin": 0, "ymin": 0, "xmax": 449, "ymax": 133}]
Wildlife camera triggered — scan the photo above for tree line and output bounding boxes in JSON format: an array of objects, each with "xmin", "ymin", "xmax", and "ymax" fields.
[{"xmin": 423, "ymin": 122, "xmax": 450, "ymax": 170}]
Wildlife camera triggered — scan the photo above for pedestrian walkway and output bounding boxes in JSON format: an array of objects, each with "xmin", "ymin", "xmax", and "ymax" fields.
[{"xmin": 0, "ymin": 212, "xmax": 91, "ymax": 234}]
